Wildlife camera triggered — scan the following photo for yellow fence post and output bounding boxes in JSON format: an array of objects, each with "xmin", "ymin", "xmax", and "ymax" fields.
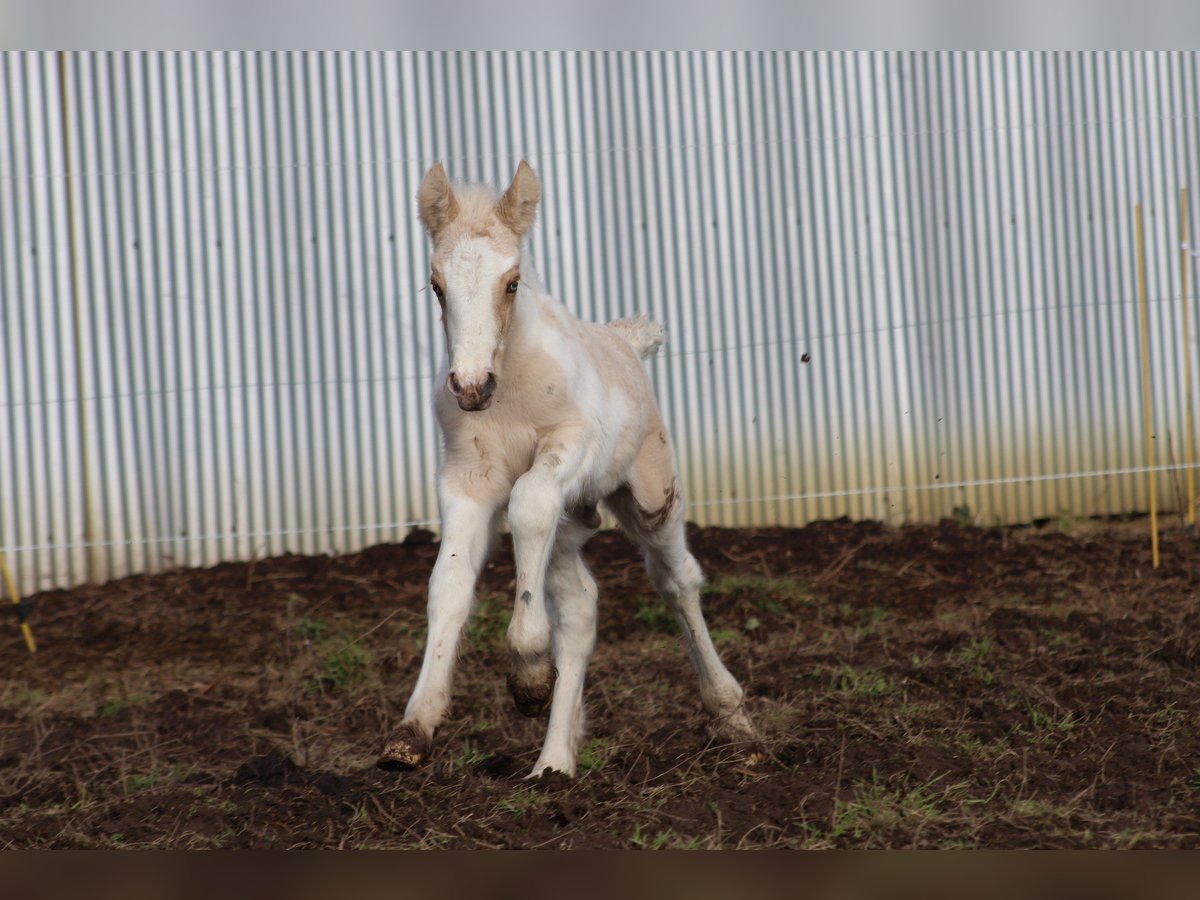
[
  {"xmin": 1136, "ymin": 203, "xmax": 1159, "ymax": 568},
  {"xmin": 1, "ymin": 552, "xmax": 36, "ymax": 653}
]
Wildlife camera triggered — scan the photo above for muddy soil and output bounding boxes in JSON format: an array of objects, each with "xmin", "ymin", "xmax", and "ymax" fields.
[{"xmin": 2, "ymin": 518, "xmax": 1199, "ymax": 848}]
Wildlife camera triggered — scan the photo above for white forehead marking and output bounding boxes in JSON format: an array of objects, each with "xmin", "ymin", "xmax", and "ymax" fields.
[
  {"xmin": 440, "ymin": 238, "xmax": 518, "ymax": 291},
  {"xmin": 436, "ymin": 237, "xmax": 519, "ymax": 378}
]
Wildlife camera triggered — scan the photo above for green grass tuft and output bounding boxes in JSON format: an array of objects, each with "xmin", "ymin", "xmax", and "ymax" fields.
[
  {"xmin": 467, "ymin": 592, "xmax": 512, "ymax": 648},
  {"xmin": 829, "ymin": 664, "xmax": 897, "ymax": 699},
  {"xmin": 318, "ymin": 642, "xmax": 372, "ymax": 692},
  {"xmin": 577, "ymin": 737, "xmax": 615, "ymax": 774},
  {"xmin": 634, "ymin": 599, "xmax": 679, "ymax": 635},
  {"xmin": 98, "ymin": 694, "xmax": 151, "ymax": 718}
]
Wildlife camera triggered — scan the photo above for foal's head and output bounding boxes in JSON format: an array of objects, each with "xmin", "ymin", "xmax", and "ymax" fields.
[{"xmin": 418, "ymin": 160, "xmax": 541, "ymax": 412}]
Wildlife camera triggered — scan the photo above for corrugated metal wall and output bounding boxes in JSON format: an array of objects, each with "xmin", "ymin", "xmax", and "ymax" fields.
[{"xmin": 2, "ymin": 51, "xmax": 1199, "ymax": 596}]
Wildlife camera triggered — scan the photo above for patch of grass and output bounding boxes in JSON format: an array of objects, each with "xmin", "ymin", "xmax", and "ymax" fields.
[
  {"xmin": 1022, "ymin": 704, "xmax": 1078, "ymax": 745},
  {"xmin": 215, "ymin": 825, "xmax": 245, "ymax": 847},
  {"xmin": 396, "ymin": 832, "xmax": 454, "ymax": 850},
  {"xmin": 862, "ymin": 605, "xmax": 891, "ymax": 624},
  {"xmin": 634, "ymin": 599, "xmax": 679, "ymax": 635},
  {"xmin": 291, "ymin": 613, "xmax": 375, "ymax": 694},
  {"xmin": 890, "ymin": 700, "xmax": 941, "ymax": 723},
  {"xmin": 467, "ymin": 592, "xmax": 512, "ymax": 648},
  {"xmin": 956, "ymin": 636, "xmax": 996, "ymax": 685},
  {"xmin": 120, "ymin": 762, "xmax": 189, "ymax": 796},
  {"xmin": 318, "ymin": 642, "xmax": 372, "ymax": 692},
  {"xmin": 956, "ymin": 729, "xmax": 1011, "ymax": 762},
  {"xmin": 10, "ymin": 687, "xmax": 46, "ymax": 710},
  {"xmin": 1009, "ymin": 797, "xmax": 1073, "ymax": 825},
  {"xmin": 448, "ymin": 739, "xmax": 493, "ymax": 774},
  {"xmin": 630, "ymin": 824, "xmax": 704, "ymax": 850},
  {"xmin": 124, "ymin": 774, "xmax": 158, "ymax": 793},
  {"xmin": 703, "ymin": 573, "xmax": 809, "ymax": 615},
  {"xmin": 995, "ymin": 593, "xmax": 1031, "ymax": 606},
  {"xmin": 345, "ymin": 800, "xmax": 373, "ymax": 827},
  {"xmin": 577, "ymin": 737, "xmax": 614, "ymax": 774},
  {"xmin": 495, "ymin": 789, "xmax": 548, "ymax": 818},
  {"xmin": 1110, "ymin": 829, "xmax": 1168, "ymax": 850},
  {"xmin": 98, "ymin": 694, "xmax": 151, "ymax": 718},
  {"xmin": 1145, "ymin": 702, "xmax": 1185, "ymax": 740},
  {"xmin": 829, "ymin": 775, "xmax": 978, "ymax": 842},
  {"xmin": 293, "ymin": 617, "xmax": 328, "ymax": 642},
  {"xmin": 828, "ymin": 665, "xmax": 897, "ymax": 699}
]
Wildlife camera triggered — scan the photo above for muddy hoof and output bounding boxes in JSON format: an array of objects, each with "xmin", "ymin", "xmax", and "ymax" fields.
[
  {"xmin": 507, "ymin": 667, "xmax": 557, "ymax": 718},
  {"xmin": 738, "ymin": 741, "xmax": 768, "ymax": 767},
  {"xmin": 529, "ymin": 769, "xmax": 574, "ymax": 790},
  {"xmin": 377, "ymin": 724, "xmax": 432, "ymax": 771}
]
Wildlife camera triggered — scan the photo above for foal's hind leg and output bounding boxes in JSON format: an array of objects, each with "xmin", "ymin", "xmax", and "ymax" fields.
[
  {"xmin": 641, "ymin": 517, "xmax": 755, "ymax": 740},
  {"xmin": 608, "ymin": 442, "xmax": 756, "ymax": 744}
]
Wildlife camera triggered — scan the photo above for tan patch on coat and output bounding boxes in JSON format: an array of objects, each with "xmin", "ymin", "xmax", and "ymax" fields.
[
  {"xmin": 493, "ymin": 266, "xmax": 520, "ymax": 339},
  {"xmin": 619, "ymin": 413, "xmax": 682, "ymax": 533},
  {"xmin": 640, "ymin": 479, "xmax": 679, "ymax": 531}
]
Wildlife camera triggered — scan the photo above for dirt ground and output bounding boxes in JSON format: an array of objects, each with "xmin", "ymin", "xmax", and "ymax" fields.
[{"xmin": 2, "ymin": 516, "xmax": 1199, "ymax": 848}]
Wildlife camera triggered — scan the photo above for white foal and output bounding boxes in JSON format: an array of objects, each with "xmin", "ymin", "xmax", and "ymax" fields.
[{"xmin": 378, "ymin": 160, "xmax": 755, "ymax": 778}]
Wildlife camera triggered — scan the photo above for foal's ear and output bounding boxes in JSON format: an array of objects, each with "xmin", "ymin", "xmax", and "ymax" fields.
[
  {"xmin": 495, "ymin": 160, "xmax": 540, "ymax": 237},
  {"xmin": 418, "ymin": 162, "xmax": 459, "ymax": 239}
]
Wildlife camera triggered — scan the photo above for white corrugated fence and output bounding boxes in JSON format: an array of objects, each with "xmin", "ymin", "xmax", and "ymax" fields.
[{"xmin": 2, "ymin": 51, "xmax": 1199, "ymax": 595}]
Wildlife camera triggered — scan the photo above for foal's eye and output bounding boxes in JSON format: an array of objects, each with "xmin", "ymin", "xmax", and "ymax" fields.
[
  {"xmin": 506, "ymin": 279, "xmax": 519, "ymax": 294},
  {"xmin": 431, "ymin": 282, "xmax": 444, "ymax": 301}
]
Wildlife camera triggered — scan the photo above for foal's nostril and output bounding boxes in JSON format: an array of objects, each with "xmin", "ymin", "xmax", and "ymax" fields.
[
  {"xmin": 447, "ymin": 372, "xmax": 463, "ymax": 396},
  {"xmin": 481, "ymin": 372, "xmax": 498, "ymax": 398}
]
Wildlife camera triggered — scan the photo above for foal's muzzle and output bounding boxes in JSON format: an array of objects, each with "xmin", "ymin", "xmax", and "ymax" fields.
[{"xmin": 448, "ymin": 371, "xmax": 497, "ymax": 411}]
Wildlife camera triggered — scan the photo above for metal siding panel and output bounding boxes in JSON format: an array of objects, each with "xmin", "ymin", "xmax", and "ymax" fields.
[{"xmin": 5, "ymin": 51, "xmax": 1200, "ymax": 595}]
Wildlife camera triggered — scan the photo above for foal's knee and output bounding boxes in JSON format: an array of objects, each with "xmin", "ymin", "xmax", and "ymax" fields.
[{"xmin": 507, "ymin": 475, "xmax": 562, "ymax": 539}]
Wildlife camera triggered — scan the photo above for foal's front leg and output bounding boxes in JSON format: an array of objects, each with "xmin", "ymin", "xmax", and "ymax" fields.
[
  {"xmin": 378, "ymin": 487, "xmax": 497, "ymax": 770},
  {"xmin": 505, "ymin": 439, "xmax": 585, "ymax": 721}
]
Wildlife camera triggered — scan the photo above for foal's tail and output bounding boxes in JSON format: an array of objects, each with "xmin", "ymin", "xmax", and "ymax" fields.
[{"xmin": 608, "ymin": 314, "xmax": 667, "ymax": 360}]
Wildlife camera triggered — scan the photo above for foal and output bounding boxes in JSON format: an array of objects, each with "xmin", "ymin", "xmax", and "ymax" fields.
[{"xmin": 378, "ymin": 161, "xmax": 755, "ymax": 778}]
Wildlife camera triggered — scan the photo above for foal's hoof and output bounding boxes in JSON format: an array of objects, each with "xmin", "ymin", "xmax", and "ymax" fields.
[
  {"xmin": 737, "ymin": 740, "xmax": 768, "ymax": 768},
  {"xmin": 528, "ymin": 767, "xmax": 575, "ymax": 788},
  {"xmin": 507, "ymin": 667, "xmax": 557, "ymax": 718},
  {"xmin": 710, "ymin": 706, "xmax": 764, "ymax": 764},
  {"xmin": 707, "ymin": 726, "xmax": 766, "ymax": 767},
  {"xmin": 377, "ymin": 724, "xmax": 432, "ymax": 771}
]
